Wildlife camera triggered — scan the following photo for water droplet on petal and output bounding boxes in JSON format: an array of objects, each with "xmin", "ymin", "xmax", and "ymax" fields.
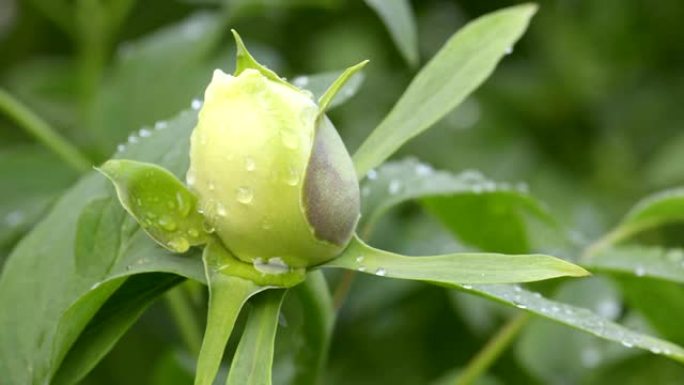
[
  {"xmin": 186, "ymin": 171, "xmax": 196, "ymax": 186},
  {"xmin": 285, "ymin": 166, "xmax": 299, "ymax": 186},
  {"xmin": 244, "ymin": 157, "xmax": 256, "ymax": 172},
  {"xmin": 217, "ymin": 204, "xmax": 227, "ymax": 217},
  {"xmin": 236, "ymin": 186, "xmax": 253, "ymax": 204}
]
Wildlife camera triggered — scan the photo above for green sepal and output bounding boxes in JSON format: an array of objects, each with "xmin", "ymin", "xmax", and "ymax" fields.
[
  {"xmin": 231, "ymin": 29, "xmax": 297, "ymax": 91},
  {"xmin": 97, "ymin": 159, "xmax": 208, "ymax": 253},
  {"xmin": 226, "ymin": 289, "xmax": 286, "ymax": 385},
  {"xmin": 321, "ymin": 234, "xmax": 589, "ymax": 284},
  {"xmin": 317, "ymin": 60, "xmax": 369, "ymax": 116},
  {"xmin": 204, "ymin": 239, "xmax": 306, "ymax": 288}
]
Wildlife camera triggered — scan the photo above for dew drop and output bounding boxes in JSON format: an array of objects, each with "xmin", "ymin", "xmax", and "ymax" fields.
[
  {"xmin": 191, "ymin": 99, "xmax": 202, "ymax": 110},
  {"xmin": 186, "ymin": 171, "xmax": 196, "ymax": 186},
  {"xmin": 356, "ymin": 255, "xmax": 365, "ymax": 263},
  {"xmin": 515, "ymin": 302, "xmax": 528, "ymax": 309},
  {"xmin": 154, "ymin": 121, "xmax": 168, "ymax": 130},
  {"xmin": 367, "ymin": 169, "xmax": 378, "ymax": 180},
  {"xmin": 217, "ymin": 204, "xmax": 227, "ymax": 217},
  {"xmin": 505, "ymin": 46, "xmax": 513, "ymax": 55},
  {"xmin": 357, "ymin": 266, "xmax": 367, "ymax": 272},
  {"xmin": 177, "ymin": 192, "xmax": 191, "ymax": 217},
  {"xmin": 293, "ymin": 76, "xmax": 309, "ymax": 88},
  {"xmin": 139, "ymin": 128, "xmax": 152, "ymax": 138},
  {"xmin": 244, "ymin": 157, "xmax": 256, "ymax": 172},
  {"xmin": 388, "ymin": 180, "xmax": 402, "ymax": 195},
  {"xmin": 375, "ymin": 267, "xmax": 387, "ymax": 277},
  {"xmin": 158, "ymin": 217, "xmax": 177, "ymax": 231},
  {"xmin": 462, "ymin": 284, "xmax": 473, "ymax": 290},
  {"xmin": 635, "ymin": 265, "xmax": 646, "ymax": 277},
  {"xmin": 5, "ymin": 211, "xmax": 24, "ymax": 227},
  {"xmin": 285, "ymin": 167, "xmax": 299, "ymax": 186},
  {"xmin": 168, "ymin": 237, "xmax": 189, "ymax": 252},
  {"xmin": 236, "ymin": 186, "xmax": 253, "ymax": 204},
  {"xmin": 621, "ymin": 341, "xmax": 634, "ymax": 348},
  {"xmin": 415, "ymin": 163, "xmax": 433, "ymax": 176},
  {"xmin": 581, "ymin": 347, "xmax": 601, "ymax": 368},
  {"xmin": 117, "ymin": 144, "xmax": 125, "ymax": 152},
  {"xmin": 261, "ymin": 218, "xmax": 272, "ymax": 230}
]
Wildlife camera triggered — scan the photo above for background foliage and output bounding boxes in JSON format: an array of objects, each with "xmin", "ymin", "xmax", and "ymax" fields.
[{"xmin": 2, "ymin": 0, "xmax": 684, "ymax": 384}]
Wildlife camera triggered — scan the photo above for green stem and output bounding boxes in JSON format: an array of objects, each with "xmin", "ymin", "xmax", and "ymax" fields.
[
  {"xmin": 0, "ymin": 89, "xmax": 91, "ymax": 172},
  {"xmin": 164, "ymin": 284, "xmax": 203, "ymax": 356},
  {"xmin": 454, "ymin": 313, "xmax": 529, "ymax": 385}
]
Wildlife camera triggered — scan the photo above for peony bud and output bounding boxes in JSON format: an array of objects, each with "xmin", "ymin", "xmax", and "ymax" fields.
[{"xmin": 187, "ymin": 32, "xmax": 363, "ymax": 268}]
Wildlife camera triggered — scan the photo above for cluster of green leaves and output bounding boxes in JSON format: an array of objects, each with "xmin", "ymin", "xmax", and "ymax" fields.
[{"xmin": 3, "ymin": 1, "xmax": 684, "ymax": 385}]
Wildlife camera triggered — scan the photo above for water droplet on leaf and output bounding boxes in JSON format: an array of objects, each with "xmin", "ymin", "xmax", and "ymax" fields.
[{"xmin": 236, "ymin": 186, "xmax": 253, "ymax": 204}]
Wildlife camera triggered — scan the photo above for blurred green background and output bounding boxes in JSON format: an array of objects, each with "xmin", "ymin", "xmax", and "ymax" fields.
[{"xmin": 2, "ymin": 0, "xmax": 684, "ymax": 384}]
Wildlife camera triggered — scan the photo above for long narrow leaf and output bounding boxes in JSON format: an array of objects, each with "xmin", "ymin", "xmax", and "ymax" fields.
[
  {"xmin": 227, "ymin": 290, "xmax": 286, "ymax": 385},
  {"xmin": 321, "ymin": 235, "xmax": 588, "ymax": 284},
  {"xmin": 352, "ymin": 4, "xmax": 537, "ymax": 177},
  {"xmin": 194, "ymin": 245, "xmax": 265, "ymax": 385}
]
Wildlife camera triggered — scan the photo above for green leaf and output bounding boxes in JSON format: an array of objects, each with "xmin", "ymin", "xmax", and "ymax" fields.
[
  {"xmin": 516, "ymin": 278, "xmax": 629, "ymax": 384},
  {"xmin": 0, "ymin": 145, "xmax": 78, "ymax": 253},
  {"xmin": 0, "ymin": 108, "xmax": 200, "ymax": 385},
  {"xmin": 467, "ymin": 283, "xmax": 684, "ymax": 363},
  {"xmin": 621, "ymin": 187, "xmax": 684, "ymax": 232},
  {"xmin": 585, "ymin": 188, "xmax": 684, "ymax": 258},
  {"xmin": 275, "ymin": 271, "xmax": 333, "ymax": 385},
  {"xmin": 194, "ymin": 241, "xmax": 267, "ymax": 385},
  {"xmin": 364, "ymin": 0, "xmax": 419, "ymax": 68},
  {"xmin": 52, "ymin": 274, "xmax": 183, "ymax": 385},
  {"xmin": 98, "ymin": 159, "xmax": 208, "ymax": 253},
  {"xmin": 618, "ymin": 278, "xmax": 684, "ymax": 346},
  {"xmin": 227, "ymin": 289, "xmax": 286, "ymax": 385},
  {"xmin": 292, "ymin": 69, "xmax": 366, "ymax": 110},
  {"xmin": 317, "ymin": 60, "xmax": 369, "ymax": 115},
  {"xmin": 584, "ymin": 245, "xmax": 684, "ymax": 284},
  {"xmin": 92, "ymin": 12, "xmax": 224, "ymax": 154},
  {"xmin": 358, "ymin": 158, "xmax": 563, "ymax": 252},
  {"xmin": 322, "ymin": 235, "xmax": 588, "ymax": 284},
  {"xmin": 352, "ymin": 4, "xmax": 537, "ymax": 177}
]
